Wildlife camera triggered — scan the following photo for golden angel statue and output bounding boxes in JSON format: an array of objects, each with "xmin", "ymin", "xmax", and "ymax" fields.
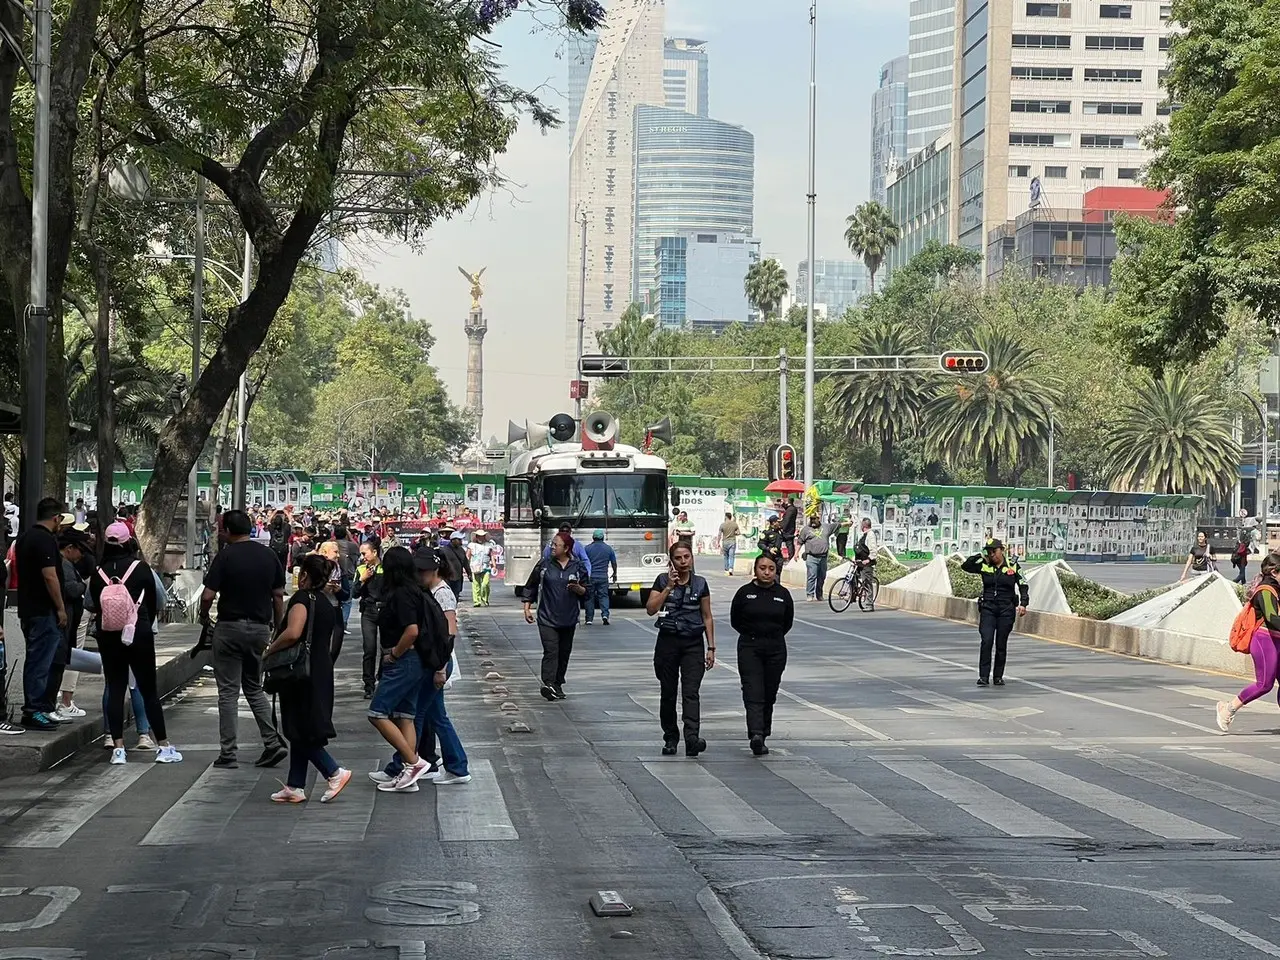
[{"xmin": 458, "ymin": 266, "xmax": 486, "ymax": 309}]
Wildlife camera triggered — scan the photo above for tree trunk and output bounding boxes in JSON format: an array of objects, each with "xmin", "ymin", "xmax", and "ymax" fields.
[
  {"xmin": 985, "ymin": 457, "xmax": 1002, "ymax": 487},
  {"xmin": 208, "ymin": 399, "xmax": 233, "ymax": 511},
  {"xmin": 89, "ymin": 242, "xmax": 114, "ymax": 547},
  {"xmin": 879, "ymin": 432, "xmax": 895, "ymax": 484}
]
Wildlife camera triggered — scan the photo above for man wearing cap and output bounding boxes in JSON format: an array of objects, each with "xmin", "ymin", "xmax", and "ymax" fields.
[
  {"xmin": 466, "ymin": 529, "xmax": 496, "ymax": 608},
  {"xmin": 43, "ymin": 527, "xmax": 91, "ymax": 722},
  {"xmin": 14, "ymin": 497, "xmax": 67, "ymax": 731},
  {"xmin": 960, "ymin": 539, "xmax": 1029, "ymax": 687},
  {"xmin": 584, "ymin": 530, "xmax": 618, "ymax": 626},
  {"xmin": 446, "ymin": 532, "xmax": 471, "ymax": 602}
]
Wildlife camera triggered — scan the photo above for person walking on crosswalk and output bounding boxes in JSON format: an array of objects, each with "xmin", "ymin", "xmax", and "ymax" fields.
[
  {"xmin": 522, "ymin": 532, "xmax": 589, "ymax": 701},
  {"xmin": 261, "ymin": 554, "xmax": 351, "ymax": 803},
  {"xmin": 1218, "ymin": 552, "xmax": 1280, "ymax": 733},
  {"xmin": 960, "ymin": 538, "xmax": 1028, "ymax": 687},
  {"xmin": 730, "ymin": 553, "xmax": 794, "ymax": 756},
  {"xmin": 646, "ymin": 541, "xmax": 716, "ymax": 757}
]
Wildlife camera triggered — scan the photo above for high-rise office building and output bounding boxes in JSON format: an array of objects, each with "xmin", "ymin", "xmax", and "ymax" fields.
[
  {"xmin": 871, "ymin": 56, "xmax": 911, "ymax": 204},
  {"xmin": 663, "ymin": 37, "xmax": 709, "ymax": 116},
  {"xmin": 566, "ymin": 0, "xmax": 665, "ymax": 373},
  {"xmin": 566, "ymin": 31, "xmax": 599, "ymax": 144},
  {"xmin": 794, "ymin": 259, "xmax": 870, "ymax": 318},
  {"xmin": 631, "ymin": 104, "xmax": 754, "ymax": 305},
  {"xmin": 908, "ymin": 0, "xmax": 956, "ymax": 153},
  {"xmin": 951, "ymin": 0, "xmax": 1174, "ymax": 258},
  {"xmin": 885, "ymin": 133, "xmax": 952, "ymax": 278},
  {"xmin": 653, "ymin": 232, "xmax": 759, "ymax": 330}
]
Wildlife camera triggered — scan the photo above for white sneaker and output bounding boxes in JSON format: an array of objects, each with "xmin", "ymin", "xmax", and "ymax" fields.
[
  {"xmin": 271, "ymin": 785, "xmax": 306, "ymax": 803},
  {"xmin": 368, "ymin": 770, "xmax": 394, "ymax": 784},
  {"xmin": 436, "ymin": 770, "xmax": 472, "ymax": 785},
  {"xmin": 376, "ymin": 760, "xmax": 429, "ymax": 792},
  {"xmin": 55, "ymin": 702, "xmax": 86, "ymax": 720},
  {"xmin": 109, "ymin": 747, "xmax": 127, "ymax": 765},
  {"xmin": 46, "ymin": 710, "xmax": 73, "ymax": 723},
  {"xmin": 134, "ymin": 734, "xmax": 157, "ymax": 750},
  {"xmin": 321, "ymin": 768, "xmax": 351, "ymax": 803},
  {"xmin": 1216, "ymin": 701, "xmax": 1236, "ymax": 733},
  {"xmin": 155, "ymin": 745, "xmax": 184, "ymax": 763}
]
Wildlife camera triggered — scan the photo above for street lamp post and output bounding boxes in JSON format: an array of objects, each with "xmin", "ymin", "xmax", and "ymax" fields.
[
  {"xmin": 802, "ymin": 0, "xmax": 818, "ymax": 491},
  {"xmin": 186, "ymin": 180, "xmax": 205, "ymax": 567},
  {"xmin": 231, "ymin": 232, "xmax": 253, "ymax": 511},
  {"xmin": 574, "ymin": 208, "xmax": 588, "ymax": 421}
]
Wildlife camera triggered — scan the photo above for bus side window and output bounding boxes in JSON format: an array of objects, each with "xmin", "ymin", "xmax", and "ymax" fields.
[{"xmin": 506, "ymin": 480, "xmax": 534, "ymax": 524}]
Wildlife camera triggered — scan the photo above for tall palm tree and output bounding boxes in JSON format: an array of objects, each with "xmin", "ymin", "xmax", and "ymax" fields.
[
  {"xmin": 65, "ymin": 336, "xmax": 173, "ymax": 470},
  {"xmin": 923, "ymin": 327, "xmax": 1061, "ymax": 485},
  {"xmin": 844, "ymin": 201, "xmax": 901, "ymax": 294},
  {"xmin": 827, "ymin": 320, "xmax": 929, "ymax": 482},
  {"xmin": 744, "ymin": 259, "xmax": 788, "ymax": 320},
  {"xmin": 1104, "ymin": 372, "xmax": 1240, "ymax": 494}
]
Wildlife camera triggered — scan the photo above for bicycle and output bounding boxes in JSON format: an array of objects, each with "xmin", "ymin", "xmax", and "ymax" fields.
[{"xmin": 828, "ymin": 562, "xmax": 879, "ymax": 613}]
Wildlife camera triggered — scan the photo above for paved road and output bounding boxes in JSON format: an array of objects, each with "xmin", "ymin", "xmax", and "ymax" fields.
[{"xmin": 4, "ymin": 583, "xmax": 1280, "ymax": 959}]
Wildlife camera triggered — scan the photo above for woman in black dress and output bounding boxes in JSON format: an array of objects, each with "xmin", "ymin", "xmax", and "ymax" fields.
[{"xmin": 262, "ymin": 554, "xmax": 351, "ymax": 804}]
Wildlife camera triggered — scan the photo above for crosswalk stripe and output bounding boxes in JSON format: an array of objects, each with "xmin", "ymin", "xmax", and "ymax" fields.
[
  {"xmin": 1187, "ymin": 750, "xmax": 1280, "ymax": 784},
  {"xmin": 141, "ymin": 764, "xmax": 264, "ymax": 846},
  {"xmin": 769, "ymin": 761, "xmax": 929, "ymax": 837},
  {"xmin": 2, "ymin": 765, "xmax": 152, "ymax": 848},
  {"xmin": 877, "ymin": 758, "xmax": 1086, "ymax": 838},
  {"xmin": 289, "ymin": 763, "xmax": 378, "ymax": 843},
  {"xmin": 436, "ymin": 759, "xmax": 517, "ymax": 841},
  {"xmin": 542, "ymin": 757, "xmax": 654, "ymax": 838},
  {"xmin": 643, "ymin": 762, "xmax": 786, "ymax": 838},
  {"xmin": 1087, "ymin": 752, "xmax": 1280, "ymax": 828},
  {"xmin": 1163, "ymin": 685, "xmax": 1280, "ymax": 712},
  {"xmin": 976, "ymin": 758, "xmax": 1233, "ymax": 840}
]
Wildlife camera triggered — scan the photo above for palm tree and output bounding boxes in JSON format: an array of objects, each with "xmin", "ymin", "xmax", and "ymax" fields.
[
  {"xmin": 827, "ymin": 320, "xmax": 929, "ymax": 482},
  {"xmin": 923, "ymin": 327, "xmax": 1061, "ymax": 485},
  {"xmin": 65, "ymin": 336, "xmax": 174, "ymax": 471},
  {"xmin": 844, "ymin": 201, "xmax": 901, "ymax": 294},
  {"xmin": 1104, "ymin": 372, "xmax": 1240, "ymax": 494},
  {"xmin": 744, "ymin": 259, "xmax": 788, "ymax": 320}
]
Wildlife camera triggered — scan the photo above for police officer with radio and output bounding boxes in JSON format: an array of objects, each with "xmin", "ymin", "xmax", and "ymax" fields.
[{"xmin": 960, "ymin": 538, "xmax": 1028, "ymax": 687}]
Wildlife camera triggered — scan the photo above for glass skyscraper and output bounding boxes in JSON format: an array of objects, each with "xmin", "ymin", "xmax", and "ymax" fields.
[
  {"xmin": 631, "ymin": 104, "xmax": 754, "ymax": 305},
  {"xmin": 794, "ymin": 259, "xmax": 870, "ymax": 318},
  {"xmin": 871, "ymin": 56, "xmax": 910, "ymax": 205},
  {"xmin": 663, "ymin": 38, "xmax": 709, "ymax": 117},
  {"xmin": 566, "ymin": 31, "xmax": 599, "ymax": 145},
  {"xmin": 908, "ymin": 0, "xmax": 956, "ymax": 153}
]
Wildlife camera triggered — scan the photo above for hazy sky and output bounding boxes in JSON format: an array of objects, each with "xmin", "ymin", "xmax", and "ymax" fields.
[{"xmin": 361, "ymin": 0, "xmax": 908, "ymax": 439}]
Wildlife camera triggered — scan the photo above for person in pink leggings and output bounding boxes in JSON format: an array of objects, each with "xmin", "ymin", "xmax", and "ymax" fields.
[{"xmin": 1219, "ymin": 552, "xmax": 1280, "ymax": 732}]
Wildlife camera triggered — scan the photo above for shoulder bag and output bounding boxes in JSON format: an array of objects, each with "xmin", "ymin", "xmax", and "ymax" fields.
[{"xmin": 263, "ymin": 594, "xmax": 315, "ymax": 694}]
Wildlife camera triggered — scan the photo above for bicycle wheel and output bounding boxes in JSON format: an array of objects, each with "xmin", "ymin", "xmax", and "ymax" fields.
[
  {"xmin": 828, "ymin": 577, "xmax": 854, "ymax": 613},
  {"xmin": 859, "ymin": 575, "xmax": 879, "ymax": 612}
]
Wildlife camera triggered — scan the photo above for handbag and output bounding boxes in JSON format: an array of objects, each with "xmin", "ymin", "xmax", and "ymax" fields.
[{"xmin": 262, "ymin": 594, "xmax": 315, "ymax": 694}]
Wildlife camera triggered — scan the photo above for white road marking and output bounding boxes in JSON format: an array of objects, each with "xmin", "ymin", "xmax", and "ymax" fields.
[
  {"xmin": 290, "ymin": 761, "xmax": 379, "ymax": 844},
  {"xmin": 1163, "ymin": 685, "xmax": 1278, "ymax": 712},
  {"xmin": 1086, "ymin": 751, "xmax": 1280, "ymax": 828},
  {"xmin": 976, "ymin": 757, "xmax": 1233, "ymax": 841},
  {"xmin": 769, "ymin": 761, "xmax": 929, "ymax": 836},
  {"xmin": 141, "ymin": 764, "xmax": 263, "ymax": 846},
  {"xmin": 797, "ymin": 617, "xmax": 1221, "ymax": 735},
  {"xmin": 877, "ymin": 758, "xmax": 1087, "ymax": 838},
  {"xmin": 2, "ymin": 765, "xmax": 151, "ymax": 848},
  {"xmin": 643, "ymin": 762, "xmax": 786, "ymax": 838},
  {"xmin": 435, "ymin": 759, "xmax": 518, "ymax": 841},
  {"xmin": 1187, "ymin": 750, "xmax": 1280, "ymax": 785}
]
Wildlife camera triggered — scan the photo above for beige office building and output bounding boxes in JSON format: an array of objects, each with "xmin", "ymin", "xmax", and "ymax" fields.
[
  {"xmin": 565, "ymin": 0, "xmax": 665, "ymax": 381},
  {"xmin": 948, "ymin": 0, "xmax": 1174, "ymax": 259}
]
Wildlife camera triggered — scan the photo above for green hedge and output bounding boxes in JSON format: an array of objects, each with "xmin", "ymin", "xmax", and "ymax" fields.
[
  {"xmin": 877, "ymin": 555, "xmax": 910, "ymax": 585},
  {"xmin": 1057, "ymin": 570, "xmax": 1172, "ymax": 620},
  {"xmin": 947, "ymin": 556, "xmax": 984, "ymax": 599}
]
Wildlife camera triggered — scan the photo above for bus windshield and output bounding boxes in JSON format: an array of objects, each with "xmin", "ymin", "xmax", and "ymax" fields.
[{"xmin": 538, "ymin": 472, "xmax": 666, "ymax": 527}]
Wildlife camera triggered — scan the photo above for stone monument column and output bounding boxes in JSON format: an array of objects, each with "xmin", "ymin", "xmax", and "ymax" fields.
[{"xmin": 464, "ymin": 305, "xmax": 487, "ymax": 439}]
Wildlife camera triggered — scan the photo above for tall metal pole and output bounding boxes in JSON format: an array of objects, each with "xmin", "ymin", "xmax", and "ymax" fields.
[
  {"xmin": 1047, "ymin": 408, "xmax": 1055, "ymax": 488},
  {"xmin": 802, "ymin": 0, "xmax": 818, "ymax": 491},
  {"xmin": 231, "ymin": 232, "xmax": 251, "ymax": 511},
  {"xmin": 574, "ymin": 210, "xmax": 587, "ymax": 420},
  {"xmin": 186, "ymin": 180, "xmax": 205, "ymax": 567},
  {"xmin": 779, "ymin": 348, "xmax": 789, "ymax": 444},
  {"xmin": 21, "ymin": 0, "xmax": 51, "ymax": 531}
]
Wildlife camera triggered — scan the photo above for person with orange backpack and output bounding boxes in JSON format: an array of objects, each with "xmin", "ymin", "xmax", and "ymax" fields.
[{"xmin": 1219, "ymin": 552, "xmax": 1280, "ymax": 732}]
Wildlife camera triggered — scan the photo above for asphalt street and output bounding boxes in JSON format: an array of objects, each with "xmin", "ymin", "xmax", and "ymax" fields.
[{"xmin": 5, "ymin": 579, "xmax": 1280, "ymax": 959}]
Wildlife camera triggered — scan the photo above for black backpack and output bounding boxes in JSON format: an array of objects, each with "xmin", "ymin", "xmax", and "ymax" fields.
[
  {"xmin": 854, "ymin": 533, "xmax": 872, "ymax": 561},
  {"xmin": 414, "ymin": 586, "xmax": 454, "ymax": 672}
]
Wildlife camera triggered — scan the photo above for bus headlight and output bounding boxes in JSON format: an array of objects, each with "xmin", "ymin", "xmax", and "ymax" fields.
[{"xmin": 642, "ymin": 554, "xmax": 667, "ymax": 566}]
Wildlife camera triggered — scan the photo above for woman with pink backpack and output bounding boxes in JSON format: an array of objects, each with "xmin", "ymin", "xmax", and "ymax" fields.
[{"xmin": 87, "ymin": 522, "xmax": 182, "ymax": 764}]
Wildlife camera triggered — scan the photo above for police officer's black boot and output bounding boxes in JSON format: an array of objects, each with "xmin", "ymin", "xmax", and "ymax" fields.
[
  {"xmin": 686, "ymin": 737, "xmax": 706, "ymax": 757},
  {"xmin": 750, "ymin": 735, "xmax": 768, "ymax": 756},
  {"xmin": 662, "ymin": 738, "xmax": 678, "ymax": 756},
  {"xmin": 976, "ymin": 677, "xmax": 989, "ymax": 686}
]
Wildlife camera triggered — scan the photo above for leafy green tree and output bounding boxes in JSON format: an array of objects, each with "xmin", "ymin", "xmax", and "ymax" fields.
[
  {"xmin": 1104, "ymin": 371, "xmax": 1241, "ymax": 494},
  {"xmin": 844, "ymin": 201, "xmax": 901, "ymax": 293},
  {"xmin": 65, "ymin": 335, "xmax": 174, "ymax": 472},
  {"xmin": 827, "ymin": 320, "xmax": 929, "ymax": 482},
  {"xmin": 924, "ymin": 327, "xmax": 1061, "ymax": 485},
  {"xmin": 744, "ymin": 259, "xmax": 789, "ymax": 321},
  {"xmin": 1108, "ymin": 0, "xmax": 1280, "ymax": 370}
]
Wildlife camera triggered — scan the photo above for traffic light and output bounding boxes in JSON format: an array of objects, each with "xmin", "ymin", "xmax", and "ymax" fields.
[
  {"xmin": 940, "ymin": 351, "xmax": 990, "ymax": 374},
  {"xmin": 776, "ymin": 443, "xmax": 797, "ymax": 481},
  {"xmin": 580, "ymin": 355, "xmax": 629, "ymax": 377}
]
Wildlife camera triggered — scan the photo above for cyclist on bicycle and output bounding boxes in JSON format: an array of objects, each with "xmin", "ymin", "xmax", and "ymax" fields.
[{"xmin": 852, "ymin": 518, "xmax": 879, "ymax": 593}]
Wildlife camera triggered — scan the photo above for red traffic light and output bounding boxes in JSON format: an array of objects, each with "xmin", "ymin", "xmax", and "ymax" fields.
[
  {"xmin": 778, "ymin": 444, "xmax": 797, "ymax": 480},
  {"xmin": 940, "ymin": 351, "xmax": 990, "ymax": 374}
]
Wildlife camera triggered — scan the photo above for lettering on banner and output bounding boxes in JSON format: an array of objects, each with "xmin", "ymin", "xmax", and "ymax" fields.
[
  {"xmin": 837, "ymin": 901, "xmax": 983, "ymax": 956},
  {"xmin": 964, "ymin": 904, "xmax": 1166, "ymax": 957},
  {"xmin": 224, "ymin": 882, "xmax": 347, "ymax": 928},
  {"xmin": 0, "ymin": 887, "xmax": 80, "ymax": 933},
  {"xmin": 365, "ymin": 882, "xmax": 480, "ymax": 927}
]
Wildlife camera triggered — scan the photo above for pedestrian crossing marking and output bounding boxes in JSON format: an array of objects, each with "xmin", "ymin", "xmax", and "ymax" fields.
[
  {"xmin": 289, "ymin": 762, "xmax": 380, "ymax": 844},
  {"xmin": 436, "ymin": 760, "xmax": 518, "ymax": 841},
  {"xmin": 1187, "ymin": 750, "xmax": 1280, "ymax": 785},
  {"xmin": 642, "ymin": 762, "xmax": 786, "ymax": 838},
  {"xmin": 2, "ymin": 764, "xmax": 151, "ymax": 848},
  {"xmin": 1162, "ymin": 685, "xmax": 1280, "ymax": 712},
  {"xmin": 1086, "ymin": 752, "xmax": 1280, "ymax": 828},
  {"xmin": 141, "ymin": 764, "xmax": 263, "ymax": 846},
  {"xmin": 768, "ymin": 761, "xmax": 929, "ymax": 837},
  {"xmin": 976, "ymin": 758, "xmax": 1234, "ymax": 841},
  {"xmin": 877, "ymin": 758, "xmax": 1087, "ymax": 838},
  {"xmin": 542, "ymin": 757, "xmax": 654, "ymax": 838}
]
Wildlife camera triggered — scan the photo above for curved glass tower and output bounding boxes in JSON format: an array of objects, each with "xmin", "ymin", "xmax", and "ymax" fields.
[{"xmin": 631, "ymin": 104, "xmax": 755, "ymax": 305}]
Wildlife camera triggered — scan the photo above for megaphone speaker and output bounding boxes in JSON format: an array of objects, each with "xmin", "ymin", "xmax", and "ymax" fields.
[
  {"xmin": 644, "ymin": 417, "xmax": 674, "ymax": 445},
  {"xmin": 548, "ymin": 413, "xmax": 577, "ymax": 443},
  {"xmin": 525, "ymin": 421, "xmax": 551, "ymax": 448},
  {"xmin": 507, "ymin": 420, "xmax": 528, "ymax": 445},
  {"xmin": 582, "ymin": 412, "xmax": 619, "ymax": 450}
]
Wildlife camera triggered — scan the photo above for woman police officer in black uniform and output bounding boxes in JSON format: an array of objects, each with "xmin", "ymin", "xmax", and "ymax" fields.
[{"xmin": 959, "ymin": 538, "xmax": 1028, "ymax": 686}]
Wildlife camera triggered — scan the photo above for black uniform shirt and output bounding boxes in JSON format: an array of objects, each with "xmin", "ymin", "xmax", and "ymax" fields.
[{"xmin": 960, "ymin": 554, "xmax": 1029, "ymax": 609}]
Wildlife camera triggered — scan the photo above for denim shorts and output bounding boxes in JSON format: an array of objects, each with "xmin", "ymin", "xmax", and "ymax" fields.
[{"xmin": 368, "ymin": 652, "xmax": 424, "ymax": 720}]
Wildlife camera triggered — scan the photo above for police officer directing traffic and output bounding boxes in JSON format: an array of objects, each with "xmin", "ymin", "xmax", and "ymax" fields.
[{"xmin": 960, "ymin": 538, "xmax": 1028, "ymax": 687}]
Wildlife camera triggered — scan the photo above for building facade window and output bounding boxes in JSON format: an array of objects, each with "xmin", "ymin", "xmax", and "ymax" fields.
[
  {"xmin": 1025, "ymin": 2, "xmax": 1070, "ymax": 15},
  {"xmin": 1013, "ymin": 66, "xmax": 1074, "ymax": 81},
  {"xmin": 1118, "ymin": 167, "xmax": 1140, "ymax": 180},
  {"xmin": 1099, "ymin": 4, "xmax": 1132, "ymax": 17},
  {"xmin": 1010, "ymin": 132, "xmax": 1066, "ymax": 147},
  {"xmin": 1044, "ymin": 166, "xmax": 1067, "ymax": 178},
  {"xmin": 1081, "ymin": 133, "xmax": 1132, "ymax": 148},
  {"xmin": 603, "ymin": 245, "xmax": 614, "ymax": 273},
  {"xmin": 1083, "ymin": 101, "xmax": 1142, "ymax": 115},
  {"xmin": 606, "ymin": 130, "xmax": 616, "ymax": 157},
  {"xmin": 1085, "ymin": 67, "xmax": 1142, "ymax": 82},
  {"xmin": 1159, "ymin": 35, "xmax": 1171, "ymax": 51},
  {"xmin": 1086, "ymin": 35, "xmax": 1144, "ymax": 51},
  {"xmin": 604, "ymin": 206, "xmax": 615, "ymax": 233},
  {"xmin": 1013, "ymin": 33, "xmax": 1072, "ymax": 48},
  {"xmin": 607, "ymin": 91, "xmax": 617, "ymax": 120},
  {"xmin": 1009, "ymin": 164, "xmax": 1031, "ymax": 177},
  {"xmin": 1012, "ymin": 99, "xmax": 1071, "ymax": 113},
  {"xmin": 1082, "ymin": 166, "xmax": 1103, "ymax": 178},
  {"xmin": 1160, "ymin": 4, "xmax": 1173, "ymax": 18},
  {"xmin": 605, "ymin": 168, "xmax": 616, "ymax": 195},
  {"xmin": 602, "ymin": 283, "xmax": 614, "ymax": 312}
]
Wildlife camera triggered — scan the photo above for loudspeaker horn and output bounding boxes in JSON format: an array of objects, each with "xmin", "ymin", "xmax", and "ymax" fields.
[
  {"xmin": 507, "ymin": 420, "xmax": 528, "ymax": 445},
  {"xmin": 644, "ymin": 417, "xmax": 674, "ymax": 445},
  {"xmin": 548, "ymin": 413, "xmax": 578, "ymax": 444},
  {"xmin": 582, "ymin": 412, "xmax": 619, "ymax": 451}
]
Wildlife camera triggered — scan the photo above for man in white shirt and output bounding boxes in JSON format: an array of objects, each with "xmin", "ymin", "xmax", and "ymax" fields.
[{"xmin": 854, "ymin": 519, "xmax": 880, "ymax": 594}]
